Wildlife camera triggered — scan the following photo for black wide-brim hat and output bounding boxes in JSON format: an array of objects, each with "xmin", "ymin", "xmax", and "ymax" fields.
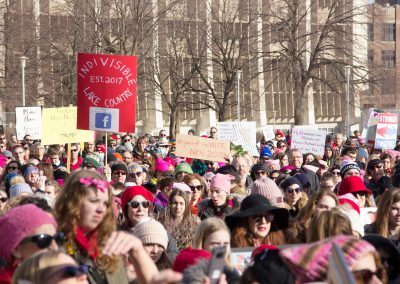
[{"xmin": 225, "ymin": 194, "xmax": 289, "ymax": 232}]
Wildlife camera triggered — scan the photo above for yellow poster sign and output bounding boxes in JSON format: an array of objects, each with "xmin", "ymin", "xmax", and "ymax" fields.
[{"xmin": 41, "ymin": 107, "xmax": 95, "ymax": 145}]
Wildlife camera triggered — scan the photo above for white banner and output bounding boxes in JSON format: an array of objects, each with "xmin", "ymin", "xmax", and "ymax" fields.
[
  {"xmin": 15, "ymin": 106, "xmax": 42, "ymax": 140},
  {"xmin": 291, "ymin": 127, "xmax": 326, "ymax": 156},
  {"xmin": 217, "ymin": 121, "xmax": 258, "ymax": 156}
]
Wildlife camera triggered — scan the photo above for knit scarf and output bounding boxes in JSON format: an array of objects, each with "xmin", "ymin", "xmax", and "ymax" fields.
[{"xmin": 74, "ymin": 226, "xmax": 99, "ymax": 260}]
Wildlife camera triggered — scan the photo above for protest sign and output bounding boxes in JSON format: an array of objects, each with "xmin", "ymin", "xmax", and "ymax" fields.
[
  {"xmin": 77, "ymin": 53, "xmax": 137, "ymax": 133},
  {"xmin": 217, "ymin": 122, "xmax": 258, "ymax": 156},
  {"xmin": 15, "ymin": 106, "xmax": 42, "ymax": 140},
  {"xmin": 175, "ymin": 134, "xmax": 230, "ymax": 162},
  {"xmin": 41, "ymin": 107, "xmax": 95, "ymax": 145},
  {"xmin": 291, "ymin": 127, "xmax": 326, "ymax": 156},
  {"xmin": 261, "ymin": 126, "xmax": 275, "ymax": 141},
  {"xmin": 230, "ymin": 248, "xmax": 252, "ymax": 275},
  {"xmin": 375, "ymin": 113, "xmax": 398, "ymax": 149}
]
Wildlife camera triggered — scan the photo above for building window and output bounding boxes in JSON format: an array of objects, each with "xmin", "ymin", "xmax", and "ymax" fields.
[
  {"xmin": 368, "ymin": 23, "xmax": 374, "ymax": 41},
  {"xmin": 368, "ymin": 50, "xmax": 374, "ymax": 65},
  {"xmin": 382, "ymin": 50, "xmax": 395, "ymax": 67},
  {"xmin": 382, "ymin": 23, "xmax": 395, "ymax": 42}
]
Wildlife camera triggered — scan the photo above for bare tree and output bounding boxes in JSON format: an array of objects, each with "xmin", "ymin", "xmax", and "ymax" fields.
[
  {"xmin": 264, "ymin": 0, "xmax": 370, "ymax": 125},
  {"xmin": 185, "ymin": 0, "xmax": 267, "ymax": 121}
]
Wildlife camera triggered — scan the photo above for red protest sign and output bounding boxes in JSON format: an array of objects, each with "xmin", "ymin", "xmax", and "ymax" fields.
[{"xmin": 77, "ymin": 53, "xmax": 137, "ymax": 132}]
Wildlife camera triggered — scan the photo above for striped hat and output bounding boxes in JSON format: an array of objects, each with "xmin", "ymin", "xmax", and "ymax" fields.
[{"xmin": 279, "ymin": 235, "xmax": 375, "ymax": 282}]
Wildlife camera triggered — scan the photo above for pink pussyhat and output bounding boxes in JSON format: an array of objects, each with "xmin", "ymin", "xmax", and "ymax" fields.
[
  {"xmin": 210, "ymin": 173, "xmax": 235, "ymax": 194},
  {"xmin": 155, "ymin": 158, "xmax": 170, "ymax": 172}
]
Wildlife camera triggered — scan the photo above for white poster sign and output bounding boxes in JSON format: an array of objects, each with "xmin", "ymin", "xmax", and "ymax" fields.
[
  {"xmin": 291, "ymin": 127, "xmax": 326, "ymax": 156},
  {"xmin": 15, "ymin": 107, "xmax": 42, "ymax": 140},
  {"xmin": 261, "ymin": 126, "xmax": 275, "ymax": 141},
  {"xmin": 217, "ymin": 121, "xmax": 258, "ymax": 156}
]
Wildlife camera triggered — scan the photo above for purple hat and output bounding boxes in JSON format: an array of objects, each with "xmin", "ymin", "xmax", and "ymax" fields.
[{"xmin": 0, "ymin": 204, "xmax": 57, "ymax": 261}]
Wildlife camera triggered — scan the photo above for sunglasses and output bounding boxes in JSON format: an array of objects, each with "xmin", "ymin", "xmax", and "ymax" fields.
[
  {"xmin": 71, "ymin": 149, "xmax": 78, "ymax": 152},
  {"xmin": 159, "ymin": 134, "xmax": 166, "ymax": 137},
  {"xmin": 189, "ymin": 185, "xmax": 202, "ymax": 192},
  {"xmin": 8, "ymin": 166, "xmax": 18, "ymax": 171},
  {"xmin": 331, "ymin": 171, "xmax": 341, "ymax": 176},
  {"xmin": 0, "ymin": 137, "xmax": 5, "ymax": 139},
  {"xmin": 286, "ymin": 187, "xmax": 301, "ymax": 194},
  {"xmin": 252, "ymin": 214, "xmax": 274, "ymax": 223},
  {"xmin": 46, "ymin": 265, "xmax": 88, "ymax": 281},
  {"xmin": 124, "ymin": 139, "xmax": 131, "ymax": 142},
  {"xmin": 353, "ymin": 269, "xmax": 381, "ymax": 282},
  {"xmin": 352, "ymin": 191, "xmax": 367, "ymax": 197},
  {"xmin": 20, "ymin": 232, "xmax": 64, "ymax": 249},
  {"xmin": 255, "ymin": 171, "xmax": 267, "ymax": 175},
  {"xmin": 128, "ymin": 200, "xmax": 150, "ymax": 209},
  {"xmin": 130, "ymin": 172, "xmax": 143, "ymax": 178},
  {"xmin": 0, "ymin": 197, "xmax": 7, "ymax": 202},
  {"xmin": 372, "ymin": 164, "xmax": 383, "ymax": 169},
  {"xmin": 113, "ymin": 171, "xmax": 127, "ymax": 176}
]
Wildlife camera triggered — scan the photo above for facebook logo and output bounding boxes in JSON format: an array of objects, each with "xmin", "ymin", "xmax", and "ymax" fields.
[{"xmin": 95, "ymin": 113, "xmax": 112, "ymax": 129}]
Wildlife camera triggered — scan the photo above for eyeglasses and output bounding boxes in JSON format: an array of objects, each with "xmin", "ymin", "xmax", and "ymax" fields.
[
  {"xmin": 353, "ymin": 269, "xmax": 381, "ymax": 282},
  {"xmin": 0, "ymin": 197, "xmax": 7, "ymax": 202},
  {"xmin": 255, "ymin": 171, "xmax": 267, "ymax": 175},
  {"xmin": 20, "ymin": 232, "xmax": 64, "ymax": 249},
  {"xmin": 45, "ymin": 265, "xmax": 88, "ymax": 281},
  {"xmin": 130, "ymin": 172, "xmax": 143, "ymax": 178},
  {"xmin": 252, "ymin": 214, "xmax": 274, "ymax": 223},
  {"xmin": 286, "ymin": 187, "xmax": 301, "ymax": 194},
  {"xmin": 113, "ymin": 171, "xmax": 127, "ymax": 176},
  {"xmin": 331, "ymin": 171, "xmax": 341, "ymax": 176},
  {"xmin": 128, "ymin": 200, "xmax": 150, "ymax": 209},
  {"xmin": 189, "ymin": 185, "xmax": 203, "ymax": 192}
]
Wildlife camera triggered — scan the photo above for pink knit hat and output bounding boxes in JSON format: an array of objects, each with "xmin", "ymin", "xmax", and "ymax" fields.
[
  {"xmin": 280, "ymin": 235, "xmax": 375, "ymax": 282},
  {"xmin": 172, "ymin": 182, "xmax": 191, "ymax": 193},
  {"xmin": 210, "ymin": 173, "xmax": 235, "ymax": 194},
  {"xmin": 0, "ymin": 204, "xmax": 57, "ymax": 261},
  {"xmin": 155, "ymin": 158, "xmax": 170, "ymax": 172},
  {"xmin": 251, "ymin": 177, "xmax": 284, "ymax": 206}
]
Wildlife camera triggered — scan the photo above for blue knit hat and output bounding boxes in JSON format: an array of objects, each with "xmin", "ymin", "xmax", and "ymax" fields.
[
  {"xmin": 23, "ymin": 166, "xmax": 39, "ymax": 177},
  {"xmin": 260, "ymin": 146, "xmax": 272, "ymax": 158}
]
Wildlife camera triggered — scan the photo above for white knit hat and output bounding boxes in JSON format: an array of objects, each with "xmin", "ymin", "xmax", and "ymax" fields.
[{"xmin": 131, "ymin": 218, "xmax": 168, "ymax": 249}]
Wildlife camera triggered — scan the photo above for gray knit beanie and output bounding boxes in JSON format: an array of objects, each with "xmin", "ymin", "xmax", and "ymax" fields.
[
  {"xmin": 131, "ymin": 218, "xmax": 168, "ymax": 249},
  {"xmin": 10, "ymin": 183, "xmax": 33, "ymax": 198}
]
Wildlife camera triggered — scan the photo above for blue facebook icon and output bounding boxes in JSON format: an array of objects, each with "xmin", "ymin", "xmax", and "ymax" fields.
[{"xmin": 95, "ymin": 113, "xmax": 112, "ymax": 129}]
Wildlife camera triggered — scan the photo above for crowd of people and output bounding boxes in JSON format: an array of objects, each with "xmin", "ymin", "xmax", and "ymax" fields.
[{"xmin": 0, "ymin": 127, "xmax": 399, "ymax": 283}]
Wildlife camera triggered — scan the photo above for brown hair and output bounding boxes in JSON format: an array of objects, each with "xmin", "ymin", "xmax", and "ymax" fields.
[
  {"xmin": 306, "ymin": 208, "xmax": 352, "ymax": 243},
  {"xmin": 37, "ymin": 162, "xmax": 54, "ymax": 181},
  {"xmin": 54, "ymin": 170, "xmax": 119, "ymax": 273},
  {"xmin": 370, "ymin": 188, "xmax": 400, "ymax": 237},
  {"xmin": 231, "ymin": 218, "xmax": 286, "ymax": 248},
  {"xmin": 183, "ymin": 173, "xmax": 205, "ymax": 197}
]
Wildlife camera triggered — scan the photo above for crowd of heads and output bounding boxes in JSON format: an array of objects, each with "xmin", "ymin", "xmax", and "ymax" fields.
[{"xmin": 0, "ymin": 127, "xmax": 399, "ymax": 283}]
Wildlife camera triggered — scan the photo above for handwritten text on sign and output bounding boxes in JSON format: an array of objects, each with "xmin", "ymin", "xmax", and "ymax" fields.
[
  {"xmin": 175, "ymin": 134, "xmax": 230, "ymax": 162},
  {"xmin": 41, "ymin": 107, "xmax": 94, "ymax": 145},
  {"xmin": 15, "ymin": 107, "xmax": 42, "ymax": 140},
  {"xmin": 291, "ymin": 128, "xmax": 326, "ymax": 156}
]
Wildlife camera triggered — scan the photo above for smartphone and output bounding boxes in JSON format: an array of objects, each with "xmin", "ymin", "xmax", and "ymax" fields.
[{"xmin": 207, "ymin": 246, "xmax": 226, "ymax": 284}]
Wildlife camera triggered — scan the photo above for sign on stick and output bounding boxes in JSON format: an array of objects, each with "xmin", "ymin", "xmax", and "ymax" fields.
[
  {"xmin": 291, "ymin": 127, "xmax": 326, "ymax": 156},
  {"xmin": 15, "ymin": 106, "xmax": 42, "ymax": 140}
]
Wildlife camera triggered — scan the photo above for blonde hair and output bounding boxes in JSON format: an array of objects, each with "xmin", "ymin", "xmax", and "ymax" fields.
[
  {"xmin": 193, "ymin": 217, "xmax": 230, "ymax": 249},
  {"xmin": 12, "ymin": 251, "xmax": 73, "ymax": 284},
  {"xmin": 55, "ymin": 170, "xmax": 119, "ymax": 273}
]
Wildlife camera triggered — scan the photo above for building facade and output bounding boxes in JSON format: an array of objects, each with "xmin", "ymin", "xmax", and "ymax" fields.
[{"xmin": 0, "ymin": 0, "xmax": 368, "ymax": 136}]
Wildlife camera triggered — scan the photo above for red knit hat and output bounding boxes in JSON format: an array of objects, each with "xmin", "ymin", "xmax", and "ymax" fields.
[
  {"xmin": 173, "ymin": 248, "xmax": 212, "ymax": 273},
  {"xmin": 338, "ymin": 176, "xmax": 372, "ymax": 196},
  {"xmin": 121, "ymin": 186, "xmax": 154, "ymax": 209}
]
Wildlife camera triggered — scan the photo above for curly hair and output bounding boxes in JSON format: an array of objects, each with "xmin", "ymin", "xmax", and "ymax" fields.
[{"xmin": 54, "ymin": 170, "xmax": 119, "ymax": 273}]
